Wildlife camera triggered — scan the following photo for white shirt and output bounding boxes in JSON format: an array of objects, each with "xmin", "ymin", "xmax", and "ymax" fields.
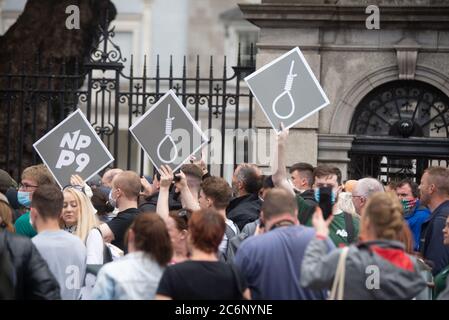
[
  {"xmin": 219, "ymin": 219, "xmax": 239, "ymax": 254},
  {"xmin": 86, "ymin": 228, "xmax": 104, "ymax": 265}
]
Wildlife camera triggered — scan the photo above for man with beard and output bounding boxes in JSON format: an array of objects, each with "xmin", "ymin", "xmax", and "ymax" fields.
[
  {"xmin": 419, "ymin": 167, "xmax": 449, "ymax": 276},
  {"xmin": 395, "ymin": 179, "xmax": 430, "ymax": 251},
  {"xmin": 226, "ymin": 164, "xmax": 262, "ymax": 231}
]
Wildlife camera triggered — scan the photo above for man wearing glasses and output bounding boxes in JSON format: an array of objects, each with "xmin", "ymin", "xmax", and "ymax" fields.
[
  {"xmin": 351, "ymin": 178, "xmax": 385, "ymax": 216},
  {"xmin": 14, "ymin": 164, "xmax": 56, "ymax": 238}
]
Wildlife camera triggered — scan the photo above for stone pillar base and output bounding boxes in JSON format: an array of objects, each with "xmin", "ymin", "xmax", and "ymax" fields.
[{"xmin": 318, "ymin": 134, "xmax": 355, "ymax": 181}]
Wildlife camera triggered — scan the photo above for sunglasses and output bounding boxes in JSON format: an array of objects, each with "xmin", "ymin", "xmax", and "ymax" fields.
[
  {"xmin": 177, "ymin": 209, "xmax": 190, "ymax": 222},
  {"xmin": 63, "ymin": 185, "xmax": 85, "ymax": 194}
]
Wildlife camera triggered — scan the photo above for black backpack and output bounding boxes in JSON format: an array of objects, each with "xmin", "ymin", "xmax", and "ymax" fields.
[
  {"xmin": 85, "ymin": 228, "xmax": 114, "ymax": 277},
  {"xmin": 343, "ymin": 211, "xmax": 355, "ymax": 244},
  {"xmin": 94, "ymin": 227, "xmax": 113, "ymax": 264}
]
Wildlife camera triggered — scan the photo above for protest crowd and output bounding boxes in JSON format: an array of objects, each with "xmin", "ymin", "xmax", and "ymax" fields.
[{"xmin": 1, "ymin": 125, "xmax": 449, "ymax": 301}]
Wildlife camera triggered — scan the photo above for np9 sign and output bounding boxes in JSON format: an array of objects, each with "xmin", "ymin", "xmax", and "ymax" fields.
[
  {"xmin": 33, "ymin": 109, "xmax": 114, "ymax": 188},
  {"xmin": 56, "ymin": 130, "xmax": 92, "ymax": 172}
]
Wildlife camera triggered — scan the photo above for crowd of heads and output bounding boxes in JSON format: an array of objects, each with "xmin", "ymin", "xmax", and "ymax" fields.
[
  {"xmin": 199, "ymin": 176, "xmax": 232, "ymax": 210},
  {"xmin": 2, "ymin": 156, "xmax": 449, "ymax": 300},
  {"xmin": 2, "ymin": 162, "xmax": 449, "ymax": 246}
]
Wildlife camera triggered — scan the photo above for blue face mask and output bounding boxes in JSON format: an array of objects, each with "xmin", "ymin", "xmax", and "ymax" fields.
[
  {"xmin": 314, "ymin": 188, "xmax": 337, "ymax": 205},
  {"xmin": 17, "ymin": 191, "xmax": 32, "ymax": 208}
]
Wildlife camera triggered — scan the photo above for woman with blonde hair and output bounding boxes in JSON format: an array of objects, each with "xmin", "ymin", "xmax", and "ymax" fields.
[
  {"xmin": 0, "ymin": 200, "xmax": 15, "ymax": 232},
  {"xmin": 300, "ymin": 192, "xmax": 427, "ymax": 300},
  {"xmin": 61, "ymin": 187, "xmax": 104, "ymax": 264}
]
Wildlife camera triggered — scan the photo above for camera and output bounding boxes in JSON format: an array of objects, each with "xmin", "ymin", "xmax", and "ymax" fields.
[{"xmin": 173, "ymin": 170, "xmax": 182, "ymax": 183}]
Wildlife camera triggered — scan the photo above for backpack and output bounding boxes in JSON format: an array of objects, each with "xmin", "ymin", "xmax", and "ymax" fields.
[
  {"xmin": 94, "ymin": 228, "xmax": 113, "ymax": 264},
  {"xmin": 297, "ymin": 200, "xmax": 317, "ymax": 225},
  {"xmin": 84, "ymin": 229, "xmax": 115, "ymax": 277},
  {"xmin": 228, "ymin": 220, "xmax": 259, "ymax": 258},
  {"xmin": 218, "ymin": 223, "xmax": 239, "ymax": 263},
  {"xmin": 343, "ymin": 212, "xmax": 355, "ymax": 244},
  {"xmin": 0, "ymin": 231, "xmax": 15, "ymax": 299}
]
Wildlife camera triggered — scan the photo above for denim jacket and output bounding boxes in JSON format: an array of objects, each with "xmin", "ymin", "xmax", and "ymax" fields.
[{"xmin": 91, "ymin": 251, "xmax": 164, "ymax": 300}]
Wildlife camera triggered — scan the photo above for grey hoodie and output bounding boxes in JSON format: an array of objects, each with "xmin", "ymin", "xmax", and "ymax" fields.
[{"xmin": 300, "ymin": 238, "xmax": 427, "ymax": 300}]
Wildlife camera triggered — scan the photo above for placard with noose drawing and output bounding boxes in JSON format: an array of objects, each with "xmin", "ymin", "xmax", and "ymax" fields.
[
  {"xmin": 129, "ymin": 90, "xmax": 209, "ymax": 174},
  {"xmin": 245, "ymin": 47, "xmax": 330, "ymax": 133}
]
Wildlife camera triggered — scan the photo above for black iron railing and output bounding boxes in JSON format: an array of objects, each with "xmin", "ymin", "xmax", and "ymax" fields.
[{"xmin": 0, "ymin": 10, "xmax": 256, "ymax": 182}]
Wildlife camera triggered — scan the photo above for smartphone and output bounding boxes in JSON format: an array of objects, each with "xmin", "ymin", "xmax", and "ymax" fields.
[{"xmin": 318, "ymin": 186, "xmax": 333, "ymax": 220}]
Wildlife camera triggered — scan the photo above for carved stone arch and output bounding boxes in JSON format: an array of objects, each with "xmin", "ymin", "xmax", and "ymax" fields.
[
  {"xmin": 329, "ymin": 65, "xmax": 449, "ymax": 135},
  {"xmin": 323, "ymin": 65, "xmax": 449, "ymax": 182},
  {"xmin": 344, "ymin": 67, "xmax": 449, "ymax": 182}
]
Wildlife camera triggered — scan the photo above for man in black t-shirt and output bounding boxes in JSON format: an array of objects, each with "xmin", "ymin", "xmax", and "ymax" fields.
[{"xmin": 99, "ymin": 171, "xmax": 141, "ymax": 252}]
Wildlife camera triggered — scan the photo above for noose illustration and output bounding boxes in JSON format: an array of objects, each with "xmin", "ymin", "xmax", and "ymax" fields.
[
  {"xmin": 272, "ymin": 60, "xmax": 297, "ymax": 119},
  {"xmin": 157, "ymin": 104, "xmax": 178, "ymax": 163}
]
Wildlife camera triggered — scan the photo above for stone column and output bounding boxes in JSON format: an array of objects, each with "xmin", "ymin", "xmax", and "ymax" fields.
[
  {"xmin": 238, "ymin": 5, "xmax": 324, "ymax": 171},
  {"xmin": 318, "ymin": 134, "xmax": 355, "ymax": 181},
  {"xmin": 142, "ymin": 0, "xmax": 153, "ymax": 175},
  {"xmin": 141, "ymin": 0, "xmax": 153, "ymax": 59},
  {"xmin": 0, "ymin": 0, "xmax": 4, "ymax": 35}
]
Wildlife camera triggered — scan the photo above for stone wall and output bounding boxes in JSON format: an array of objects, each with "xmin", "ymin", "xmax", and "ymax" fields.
[{"xmin": 240, "ymin": 0, "xmax": 449, "ymax": 180}]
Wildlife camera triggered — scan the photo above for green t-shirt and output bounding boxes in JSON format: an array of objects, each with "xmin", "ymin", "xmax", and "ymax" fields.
[
  {"xmin": 328, "ymin": 212, "xmax": 360, "ymax": 247},
  {"xmin": 434, "ymin": 264, "xmax": 449, "ymax": 299},
  {"xmin": 14, "ymin": 212, "xmax": 37, "ymax": 238},
  {"xmin": 296, "ymin": 195, "xmax": 360, "ymax": 247}
]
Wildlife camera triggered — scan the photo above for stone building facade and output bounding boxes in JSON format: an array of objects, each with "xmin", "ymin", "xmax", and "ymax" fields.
[{"xmin": 240, "ymin": 0, "xmax": 449, "ymax": 182}]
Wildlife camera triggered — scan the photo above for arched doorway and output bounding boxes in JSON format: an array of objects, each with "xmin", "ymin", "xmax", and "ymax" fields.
[{"xmin": 348, "ymin": 80, "xmax": 449, "ymax": 184}]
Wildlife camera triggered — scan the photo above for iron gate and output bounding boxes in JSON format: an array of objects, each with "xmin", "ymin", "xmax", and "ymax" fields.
[
  {"xmin": 0, "ymin": 12, "xmax": 256, "ymax": 182},
  {"xmin": 348, "ymin": 80, "xmax": 449, "ymax": 183}
]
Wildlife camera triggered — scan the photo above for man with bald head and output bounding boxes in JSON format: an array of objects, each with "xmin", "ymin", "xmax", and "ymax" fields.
[
  {"xmin": 234, "ymin": 188, "xmax": 332, "ymax": 299},
  {"xmin": 101, "ymin": 168, "xmax": 123, "ymax": 188},
  {"xmin": 351, "ymin": 178, "xmax": 385, "ymax": 215},
  {"xmin": 344, "ymin": 180, "xmax": 357, "ymax": 194},
  {"xmin": 99, "ymin": 170, "xmax": 141, "ymax": 251},
  {"xmin": 419, "ymin": 167, "xmax": 449, "ymax": 276}
]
